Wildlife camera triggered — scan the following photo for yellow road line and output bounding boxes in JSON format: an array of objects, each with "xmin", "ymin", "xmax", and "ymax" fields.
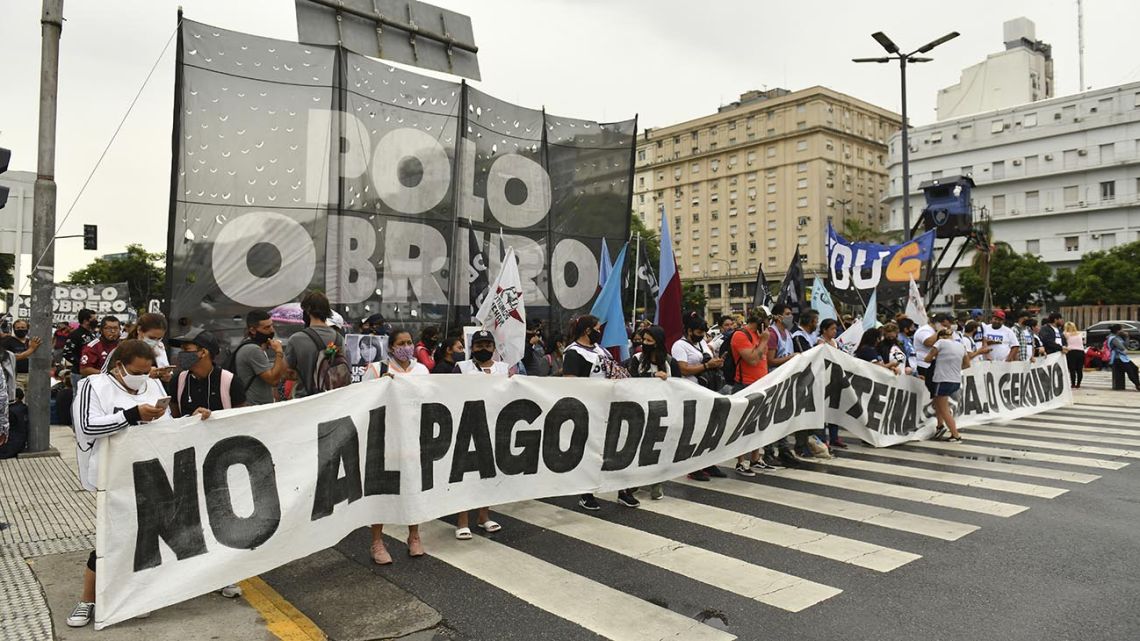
[{"xmin": 239, "ymin": 576, "xmax": 326, "ymax": 641}]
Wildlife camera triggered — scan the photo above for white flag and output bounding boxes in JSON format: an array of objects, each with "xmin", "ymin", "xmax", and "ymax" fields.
[
  {"xmin": 906, "ymin": 277, "xmax": 929, "ymax": 327},
  {"xmin": 836, "ymin": 317, "xmax": 865, "ymax": 355},
  {"xmin": 474, "ymin": 246, "xmax": 527, "ymax": 366}
]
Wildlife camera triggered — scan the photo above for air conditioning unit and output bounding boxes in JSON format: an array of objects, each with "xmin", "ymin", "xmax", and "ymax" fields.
[
  {"xmin": 1012, "ymin": 159, "xmax": 1022, "ymax": 166},
  {"xmin": 1078, "ymin": 149, "xmax": 1088, "ymax": 156},
  {"xmin": 798, "ymin": 216, "xmax": 809, "ymax": 226},
  {"xmin": 1091, "ymin": 233, "xmax": 1101, "ymax": 239},
  {"xmin": 1044, "ymin": 153, "xmax": 1054, "ymax": 160},
  {"xmin": 944, "ymin": 295, "xmax": 954, "ymax": 303},
  {"xmin": 1045, "ymin": 206, "xmax": 1054, "ymax": 212},
  {"xmin": 1079, "ymin": 201, "xmax": 1087, "ymax": 207}
]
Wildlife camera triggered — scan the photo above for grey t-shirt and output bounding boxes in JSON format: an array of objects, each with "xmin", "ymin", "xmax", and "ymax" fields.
[
  {"xmin": 932, "ymin": 338, "xmax": 967, "ymax": 384},
  {"xmin": 286, "ymin": 326, "xmax": 342, "ymax": 397},
  {"xmin": 234, "ymin": 342, "xmax": 276, "ymax": 406}
]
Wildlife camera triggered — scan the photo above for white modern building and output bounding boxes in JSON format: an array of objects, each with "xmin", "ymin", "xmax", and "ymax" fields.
[
  {"xmin": 885, "ymin": 81, "xmax": 1140, "ymax": 308},
  {"xmin": 0, "ymin": 170, "xmax": 35, "ymax": 316},
  {"xmin": 936, "ymin": 17, "xmax": 1054, "ymax": 121}
]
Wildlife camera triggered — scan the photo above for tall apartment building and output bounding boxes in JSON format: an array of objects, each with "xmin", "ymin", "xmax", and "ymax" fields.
[
  {"xmin": 884, "ymin": 81, "xmax": 1140, "ymax": 308},
  {"xmin": 936, "ymin": 17, "xmax": 1054, "ymax": 121},
  {"xmin": 633, "ymin": 87, "xmax": 899, "ymax": 317}
]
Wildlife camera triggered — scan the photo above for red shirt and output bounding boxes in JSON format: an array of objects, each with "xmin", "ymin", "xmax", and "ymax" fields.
[
  {"xmin": 731, "ymin": 328, "xmax": 768, "ymax": 385},
  {"xmin": 80, "ymin": 338, "xmax": 118, "ymax": 372}
]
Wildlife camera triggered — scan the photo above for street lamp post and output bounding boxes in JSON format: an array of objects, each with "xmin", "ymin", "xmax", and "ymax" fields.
[{"xmin": 854, "ymin": 30, "xmax": 959, "ymax": 240}]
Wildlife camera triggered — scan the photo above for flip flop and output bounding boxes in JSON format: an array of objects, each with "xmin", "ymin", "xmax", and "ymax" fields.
[
  {"xmin": 477, "ymin": 520, "xmax": 502, "ymax": 533},
  {"xmin": 455, "ymin": 527, "xmax": 473, "ymax": 540}
]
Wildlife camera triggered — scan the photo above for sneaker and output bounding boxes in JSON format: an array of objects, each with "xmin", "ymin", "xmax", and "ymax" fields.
[
  {"xmin": 946, "ymin": 436, "xmax": 963, "ymax": 443},
  {"xmin": 67, "ymin": 602, "xmax": 94, "ymax": 628},
  {"xmin": 650, "ymin": 483, "xmax": 665, "ymax": 500},
  {"xmin": 705, "ymin": 465, "xmax": 728, "ymax": 478},
  {"xmin": 220, "ymin": 584, "xmax": 243, "ymax": 598},
  {"xmin": 687, "ymin": 470, "xmax": 711, "ymax": 482},
  {"xmin": 750, "ymin": 458, "xmax": 775, "ymax": 470},
  {"xmin": 578, "ymin": 494, "xmax": 601, "ymax": 511},
  {"xmin": 830, "ymin": 438, "xmax": 848, "ymax": 449},
  {"xmin": 734, "ymin": 462, "xmax": 756, "ymax": 477},
  {"xmin": 617, "ymin": 490, "xmax": 641, "ymax": 508},
  {"xmin": 761, "ymin": 453, "xmax": 783, "ymax": 469},
  {"xmin": 933, "ymin": 426, "xmax": 948, "ymax": 441}
]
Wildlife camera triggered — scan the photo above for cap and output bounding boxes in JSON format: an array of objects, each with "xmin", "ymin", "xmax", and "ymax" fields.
[
  {"xmin": 471, "ymin": 329, "xmax": 496, "ymax": 346},
  {"xmin": 932, "ymin": 312, "xmax": 954, "ymax": 323},
  {"xmin": 992, "ymin": 309, "xmax": 1006, "ymax": 320},
  {"xmin": 364, "ymin": 313, "xmax": 385, "ymax": 326},
  {"xmin": 169, "ymin": 328, "xmax": 220, "ymax": 357}
]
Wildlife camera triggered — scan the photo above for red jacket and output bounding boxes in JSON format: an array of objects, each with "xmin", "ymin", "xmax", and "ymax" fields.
[{"xmin": 79, "ymin": 338, "xmax": 119, "ymax": 372}]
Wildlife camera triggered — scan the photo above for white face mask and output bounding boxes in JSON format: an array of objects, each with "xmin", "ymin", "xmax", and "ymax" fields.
[
  {"xmin": 118, "ymin": 366, "xmax": 150, "ymax": 392},
  {"xmin": 141, "ymin": 337, "xmax": 161, "ymax": 348}
]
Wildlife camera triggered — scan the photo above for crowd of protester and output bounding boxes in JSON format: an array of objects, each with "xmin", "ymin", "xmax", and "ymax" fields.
[{"xmin": 1, "ymin": 287, "xmax": 1128, "ymax": 627}]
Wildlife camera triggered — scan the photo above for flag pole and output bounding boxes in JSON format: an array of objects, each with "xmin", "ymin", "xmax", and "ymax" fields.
[{"xmin": 630, "ymin": 232, "xmax": 641, "ymax": 325}]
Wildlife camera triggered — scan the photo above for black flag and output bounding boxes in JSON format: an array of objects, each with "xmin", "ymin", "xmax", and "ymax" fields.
[
  {"xmin": 636, "ymin": 247, "xmax": 660, "ymax": 318},
  {"xmin": 777, "ymin": 247, "xmax": 805, "ymax": 316},
  {"xmin": 468, "ymin": 226, "xmax": 490, "ymax": 322},
  {"xmin": 752, "ymin": 264, "xmax": 772, "ymax": 311}
]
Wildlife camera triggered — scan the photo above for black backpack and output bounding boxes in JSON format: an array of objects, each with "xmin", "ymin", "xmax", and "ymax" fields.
[
  {"xmin": 718, "ymin": 329, "xmax": 738, "ymax": 384},
  {"xmin": 222, "ymin": 340, "xmax": 261, "ymax": 392}
]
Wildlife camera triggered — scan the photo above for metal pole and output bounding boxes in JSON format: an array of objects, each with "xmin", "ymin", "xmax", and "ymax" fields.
[
  {"xmin": 630, "ymin": 233, "xmax": 640, "ymax": 325},
  {"xmin": 899, "ymin": 55, "xmax": 912, "ymax": 241},
  {"xmin": 27, "ymin": 0, "xmax": 64, "ymax": 453},
  {"xmin": 1077, "ymin": 0, "xmax": 1085, "ymax": 90}
]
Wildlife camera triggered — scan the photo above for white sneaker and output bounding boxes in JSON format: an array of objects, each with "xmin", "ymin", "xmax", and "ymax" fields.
[
  {"xmin": 66, "ymin": 601, "xmax": 94, "ymax": 628},
  {"xmin": 220, "ymin": 584, "xmax": 243, "ymax": 598}
]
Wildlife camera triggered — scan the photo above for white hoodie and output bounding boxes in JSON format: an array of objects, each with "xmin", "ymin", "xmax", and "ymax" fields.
[{"xmin": 72, "ymin": 372, "xmax": 170, "ymax": 492}]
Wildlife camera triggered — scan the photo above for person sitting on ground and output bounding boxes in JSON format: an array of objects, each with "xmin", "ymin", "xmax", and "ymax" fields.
[
  {"xmin": 67, "ymin": 340, "xmax": 180, "ymax": 628},
  {"xmin": 453, "ymin": 330, "xmax": 508, "ymax": 537}
]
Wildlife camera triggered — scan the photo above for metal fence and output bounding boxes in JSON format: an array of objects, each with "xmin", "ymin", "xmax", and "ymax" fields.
[{"xmin": 1060, "ymin": 305, "xmax": 1140, "ymax": 329}]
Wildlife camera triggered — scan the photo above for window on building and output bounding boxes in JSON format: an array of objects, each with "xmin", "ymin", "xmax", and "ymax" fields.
[
  {"xmin": 961, "ymin": 165, "xmax": 973, "ymax": 176},
  {"xmin": 767, "ymin": 202, "xmax": 777, "ymax": 212},
  {"xmin": 747, "ymin": 187, "xmax": 757, "ymax": 199},
  {"xmin": 708, "ymin": 284, "xmax": 721, "ymax": 298},
  {"xmin": 710, "ymin": 193, "xmax": 719, "ymax": 203},
  {"xmin": 749, "ymin": 240, "xmax": 757, "ymax": 252},
  {"xmin": 747, "ymin": 205, "xmax": 757, "ymax": 215},
  {"xmin": 992, "ymin": 161, "xmax": 1005, "ymax": 179},
  {"xmin": 729, "ymin": 190, "xmax": 738, "ymax": 201},
  {"xmin": 797, "ymin": 197, "xmax": 808, "ymax": 208},
  {"xmin": 1101, "ymin": 233, "xmax": 1117, "ymax": 250},
  {"xmin": 766, "ymin": 146, "xmax": 776, "ymax": 158},
  {"xmin": 710, "ymin": 159, "xmax": 720, "ymax": 172},
  {"xmin": 1100, "ymin": 143, "xmax": 1115, "ymax": 164},
  {"xmin": 797, "ymin": 178, "xmax": 808, "ymax": 189},
  {"xmin": 1065, "ymin": 236, "xmax": 1080, "ymax": 252},
  {"xmin": 692, "ymin": 246, "xmax": 700, "ymax": 256},
  {"xmin": 1063, "ymin": 149, "xmax": 1078, "ymax": 168},
  {"xmin": 797, "ymin": 162, "xmax": 807, "ymax": 173},
  {"xmin": 674, "ymin": 168, "xmax": 683, "ymax": 180},
  {"xmin": 767, "ymin": 220, "xmax": 777, "ymax": 230},
  {"xmin": 796, "ymin": 121, "xmax": 807, "ymax": 130},
  {"xmin": 1134, "ymin": 92, "xmax": 1140, "ymax": 108},
  {"xmin": 710, "ymin": 244, "xmax": 719, "ymax": 255},
  {"xmin": 796, "ymin": 140, "xmax": 808, "ymax": 152},
  {"xmin": 1024, "ymin": 155, "xmax": 1038, "ymax": 173},
  {"xmin": 992, "ymin": 195, "xmax": 1006, "ymax": 215},
  {"xmin": 1100, "ymin": 180, "xmax": 1115, "ymax": 201},
  {"xmin": 691, "ymin": 162, "xmax": 701, "ymax": 174},
  {"xmin": 637, "ymin": 150, "xmax": 646, "ymax": 161},
  {"xmin": 728, "ymin": 121, "xmax": 737, "ymax": 130},
  {"xmin": 767, "ymin": 183, "xmax": 776, "ymax": 194},
  {"xmin": 692, "ymin": 264, "xmax": 701, "ymax": 274},
  {"xmin": 1023, "ymin": 113, "xmax": 1037, "ymax": 128},
  {"xmin": 638, "ymin": 194, "xmax": 645, "ymax": 204},
  {"xmin": 711, "ymin": 210, "xmax": 719, "ymax": 220},
  {"xmin": 749, "ymin": 172, "xmax": 759, "ymax": 182},
  {"xmin": 711, "ymin": 228, "xmax": 720, "ymax": 237},
  {"xmin": 728, "ymin": 282, "xmax": 744, "ymax": 297},
  {"xmin": 767, "ymin": 239, "xmax": 777, "ymax": 248},
  {"xmin": 729, "ymin": 207, "xmax": 738, "ymax": 217},
  {"xmin": 1025, "ymin": 190, "xmax": 1039, "ymax": 212},
  {"xmin": 1064, "ymin": 185, "xmax": 1079, "ymax": 206},
  {"xmin": 1026, "ymin": 239, "xmax": 1040, "ymax": 254}
]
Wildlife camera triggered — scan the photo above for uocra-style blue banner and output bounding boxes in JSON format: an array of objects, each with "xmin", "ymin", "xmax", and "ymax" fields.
[{"xmin": 826, "ymin": 224, "xmax": 935, "ymax": 306}]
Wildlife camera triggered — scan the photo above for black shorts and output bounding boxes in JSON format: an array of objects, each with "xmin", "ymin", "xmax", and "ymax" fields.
[
  {"xmin": 917, "ymin": 365, "xmax": 937, "ymax": 394},
  {"xmin": 87, "ymin": 550, "xmax": 96, "ymax": 571}
]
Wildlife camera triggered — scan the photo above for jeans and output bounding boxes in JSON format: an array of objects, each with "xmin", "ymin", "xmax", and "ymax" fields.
[{"xmin": 1111, "ymin": 359, "xmax": 1140, "ymax": 390}]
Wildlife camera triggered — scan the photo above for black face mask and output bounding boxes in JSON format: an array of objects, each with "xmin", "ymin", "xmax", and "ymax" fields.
[
  {"xmin": 471, "ymin": 348, "xmax": 494, "ymax": 363},
  {"xmin": 452, "ymin": 350, "xmax": 466, "ymax": 362},
  {"xmin": 586, "ymin": 328, "xmax": 602, "ymax": 344},
  {"xmin": 177, "ymin": 349, "xmax": 201, "ymax": 371},
  {"xmin": 251, "ymin": 331, "xmax": 274, "ymax": 345},
  {"xmin": 13, "ymin": 329, "xmax": 28, "ymax": 339}
]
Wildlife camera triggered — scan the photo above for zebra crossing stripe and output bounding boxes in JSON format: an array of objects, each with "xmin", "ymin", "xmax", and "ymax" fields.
[
  {"xmin": 494, "ymin": 500, "xmax": 843, "ymax": 612},
  {"xmin": 908, "ymin": 440, "xmax": 1129, "ymax": 470},
  {"xmin": 603, "ymin": 492, "xmax": 921, "ymax": 573},
  {"xmin": 1069, "ymin": 404, "xmax": 1140, "ymax": 415},
  {"xmin": 808, "ymin": 456, "xmax": 1067, "ymax": 499},
  {"xmin": 842, "ymin": 444, "xmax": 1100, "ymax": 483},
  {"xmin": 1010, "ymin": 418, "xmax": 1140, "ymax": 437},
  {"xmin": 969, "ymin": 424, "xmax": 1140, "ymax": 448},
  {"xmin": 959, "ymin": 432, "xmax": 1140, "ymax": 459},
  {"xmin": 674, "ymin": 476, "xmax": 979, "ymax": 541},
  {"xmin": 385, "ymin": 522, "xmax": 738, "ymax": 641}
]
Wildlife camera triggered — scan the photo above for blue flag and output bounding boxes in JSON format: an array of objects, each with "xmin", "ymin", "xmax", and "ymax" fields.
[
  {"xmin": 598, "ymin": 238, "xmax": 614, "ymax": 288},
  {"xmin": 863, "ymin": 289, "xmax": 879, "ymax": 330},
  {"xmin": 810, "ymin": 277, "xmax": 837, "ymax": 322},
  {"xmin": 590, "ymin": 242, "xmax": 630, "ymax": 360}
]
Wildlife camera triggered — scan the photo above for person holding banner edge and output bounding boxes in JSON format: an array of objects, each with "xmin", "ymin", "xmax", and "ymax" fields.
[
  {"xmin": 925, "ymin": 327, "xmax": 971, "ymax": 443},
  {"xmin": 366, "ymin": 329, "xmax": 428, "ymax": 564}
]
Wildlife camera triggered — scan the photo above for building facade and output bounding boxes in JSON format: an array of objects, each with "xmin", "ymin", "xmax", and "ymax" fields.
[
  {"xmin": 936, "ymin": 17, "xmax": 1053, "ymax": 121},
  {"xmin": 634, "ymin": 87, "xmax": 899, "ymax": 318},
  {"xmin": 885, "ymin": 81, "xmax": 1140, "ymax": 308}
]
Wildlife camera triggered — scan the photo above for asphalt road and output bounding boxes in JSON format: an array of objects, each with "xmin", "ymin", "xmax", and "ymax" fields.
[{"xmin": 266, "ymin": 382, "xmax": 1140, "ymax": 641}]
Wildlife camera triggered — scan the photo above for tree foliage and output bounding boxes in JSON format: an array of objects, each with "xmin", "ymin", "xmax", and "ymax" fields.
[
  {"xmin": 0, "ymin": 253, "xmax": 13, "ymax": 291},
  {"xmin": 841, "ymin": 218, "xmax": 902, "ymax": 244},
  {"xmin": 629, "ymin": 212, "xmax": 660, "ymax": 269},
  {"xmin": 1051, "ymin": 240, "xmax": 1140, "ymax": 304},
  {"xmin": 958, "ymin": 244, "xmax": 1051, "ymax": 310},
  {"xmin": 682, "ymin": 281, "xmax": 707, "ymax": 314},
  {"xmin": 66, "ymin": 244, "xmax": 165, "ymax": 311}
]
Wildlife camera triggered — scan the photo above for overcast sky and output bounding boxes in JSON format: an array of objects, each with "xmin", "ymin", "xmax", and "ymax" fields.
[{"xmin": 1, "ymin": 0, "xmax": 1137, "ymax": 290}]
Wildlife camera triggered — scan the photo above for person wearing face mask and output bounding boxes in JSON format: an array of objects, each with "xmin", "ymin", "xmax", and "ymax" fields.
[
  {"xmin": 896, "ymin": 318, "xmax": 918, "ymax": 374},
  {"xmin": 285, "ymin": 290, "xmax": 344, "ymax": 397},
  {"xmin": 103, "ymin": 314, "xmax": 173, "ymax": 383},
  {"xmin": 430, "ymin": 336, "xmax": 465, "ymax": 374},
  {"xmin": 62, "ymin": 309, "xmax": 98, "ymax": 382},
  {"xmin": 622, "ymin": 325, "xmax": 680, "ymax": 499},
  {"xmin": 982, "ymin": 310, "xmax": 1017, "ymax": 362},
  {"xmin": 414, "ymin": 326, "xmax": 441, "ymax": 371},
  {"xmin": 234, "ymin": 310, "xmax": 288, "ymax": 406},
  {"xmin": 363, "ymin": 329, "xmax": 427, "ymax": 564},
  {"xmin": 761, "ymin": 304, "xmax": 803, "ymax": 468},
  {"xmin": 66, "ymin": 339, "xmax": 178, "ymax": 628},
  {"xmin": 78, "ymin": 316, "xmax": 121, "ymax": 377},
  {"xmin": 0, "ymin": 319, "xmax": 44, "ymax": 393},
  {"xmin": 170, "ymin": 329, "xmax": 246, "ymax": 418}
]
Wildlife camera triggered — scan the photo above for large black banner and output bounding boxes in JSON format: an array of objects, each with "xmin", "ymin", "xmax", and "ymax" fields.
[{"xmin": 167, "ymin": 20, "xmax": 635, "ymax": 342}]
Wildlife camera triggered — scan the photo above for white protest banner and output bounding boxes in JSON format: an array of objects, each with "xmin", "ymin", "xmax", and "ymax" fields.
[
  {"xmin": 15, "ymin": 283, "xmax": 132, "ymax": 324},
  {"xmin": 474, "ymin": 246, "xmax": 526, "ymax": 366},
  {"xmin": 344, "ymin": 334, "xmax": 387, "ymax": 383},
  {"xmin": 92, "ymin": 347, "xmax": 1070, "ymax": 628},
  {"xmin": 906, "ymin": 277, "xmax": 929, "ymax": 327}
]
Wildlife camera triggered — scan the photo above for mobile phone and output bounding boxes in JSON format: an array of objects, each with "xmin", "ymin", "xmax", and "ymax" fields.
[
  {"xmin": 153, "ymin": 396, "xmax": 171, "ymax": 412},
  {"xmin": 159, "ymin": 365, "xmax": 176, "ymax": 374}
]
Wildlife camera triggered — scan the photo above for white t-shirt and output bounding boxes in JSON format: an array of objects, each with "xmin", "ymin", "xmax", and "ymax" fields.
[
  {"xmin": 363, "ymin": 360, "xmax": 429, "ymax": 379},
  {"xmin": 671, "ymin": 338, "xmax": 711, "ymax": 384},
  {"xmin": 956, "ymin": 332, "xmax": 976, "ymax": 354},
  {"xmin": 913, "ymin": 325, "xmax": 937, "ymax": 366},
  {"xmin": 982, "ymin": 325, "xmax": 1017, "ymax": 361},
  {"xmin": 458, "ymin": 360, "xmax": 511, "ymax": 376},
  {"xmin": 932, "ymin": 338, "xmax": 967, "ymax": 384},
  {"xmin": 72, "ymin": 373, "xmax": 172, "ymax": 492}
]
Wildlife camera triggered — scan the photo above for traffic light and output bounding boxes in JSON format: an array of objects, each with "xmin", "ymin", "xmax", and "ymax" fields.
[
  {"xmin": 83, "ymin": 224, "xmax": 98, "ymax": 250},
  {"xmin": 0, "ymin": 147, "xmax": 10, "ymax": 210}
]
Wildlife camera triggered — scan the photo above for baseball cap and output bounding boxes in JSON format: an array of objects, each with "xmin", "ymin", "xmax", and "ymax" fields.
[
  {"xmin": 471, "ymin": 329, "xmax": 496, "ymax": 346},
  {"xmin": 992, "ymin": 309, "xmax": 1006, "ymax": 320},
  {"xmin": 169, "ymin": 328, "xmax": 220, "ymax": 357},
  {"xmin": 932, "ymin": 312, "xmax": 953, "ymax": 323}
]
